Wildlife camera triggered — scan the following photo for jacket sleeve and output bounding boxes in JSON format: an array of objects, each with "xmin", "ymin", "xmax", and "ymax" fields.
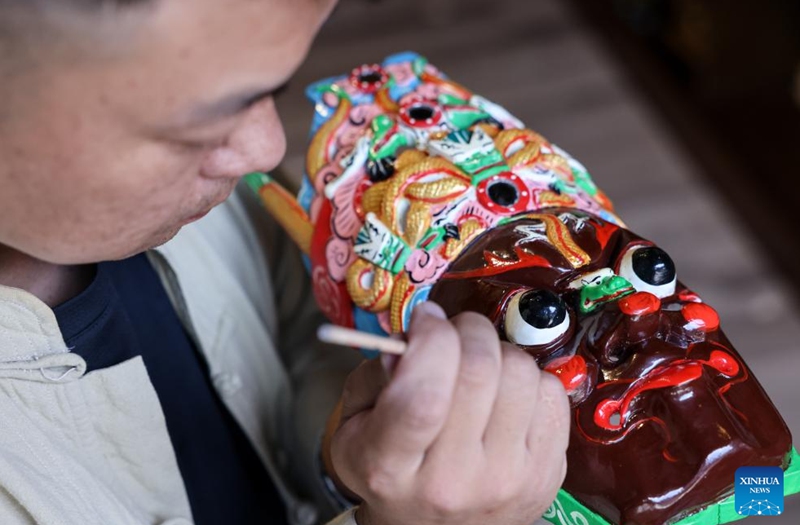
[{"xmin": 237, "ymin": 179, "xmax": 364, "ymax": 522}]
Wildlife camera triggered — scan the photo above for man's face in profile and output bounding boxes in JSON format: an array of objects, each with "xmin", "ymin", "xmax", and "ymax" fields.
[{"xmin": 0, "ymin": 0, "xmax": 336, "ymax": 264}]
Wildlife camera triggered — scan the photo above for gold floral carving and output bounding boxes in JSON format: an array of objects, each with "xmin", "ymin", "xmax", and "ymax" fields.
[
  {"xmin": 395, "ymin": 149, "xmax": 428, "ymax": 170},
  {"xmin": 405, "ymin": 177, "xmax": 470, "ymax": 202},
  {"xmin": 508, "ymin": 142, "xmax": 543, "ymax": 169},
  {"xmin": 306, "ymin": 95, "xmax": 352, "ymax": 182},
  {"xmin": 444, "ymin": 218, "xmax": 486, "ymax": 260},
  {"xmin": 403, "ymin": 201, "xmax": 432, "ymax": 247},
  {"xmin": 389, "ymin": 274, "xmax": 412, "ymax": 333},
  {"xmin": 539, "ymin": 153, "xmax": 571, "ymax": 176},
  {"xmin": 346, "ymin": 260, "xmax": 394, "ymax": 312},
  {"xmin": 517, "ymin": 213, "xmax": 591, "ymax": 269},
  {"xmin": 371, "ymin": 158, "xmax": 468, "ymax": 232},
  {"xmin": 493, "ymin": 128, "xmax": 547, "ymax": 157}
]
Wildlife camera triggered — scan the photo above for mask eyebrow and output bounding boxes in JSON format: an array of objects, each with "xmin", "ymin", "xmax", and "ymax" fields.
[{"xmin": 180, "ymin": 81, "xmax": 291, "ymax": 126}]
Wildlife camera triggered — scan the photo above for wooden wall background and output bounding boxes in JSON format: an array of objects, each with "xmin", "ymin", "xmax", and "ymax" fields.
[{"xmin": 275, "ymin": 1, "xmax": 800, "ymax": 521}]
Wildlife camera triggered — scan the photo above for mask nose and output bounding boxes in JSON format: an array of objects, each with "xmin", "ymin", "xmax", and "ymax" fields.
[
  {"xmin": 569, "ymin": 268, "xmax": 635, "ymax": 314},
  {"xmin": 590, "ymin": 291, "xmax": 662, "ymax": 367},
  {"xmin": 200, "ymin": 97, "xmax": 287, "ymax": 180},
  {"xmin": 618, "ymin": 291, "xmax": 662, "ymax": 317}
]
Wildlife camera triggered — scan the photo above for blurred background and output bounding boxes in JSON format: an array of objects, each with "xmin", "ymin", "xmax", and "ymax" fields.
[{"xmin": 275, "ymin": 1, "xmax": 800, "ymax": 522}]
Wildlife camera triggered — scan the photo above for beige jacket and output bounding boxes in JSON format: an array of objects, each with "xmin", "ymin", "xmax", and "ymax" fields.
[{"xmin": 0, "ymin": 183, "xmax": 362, "ymax": 525}]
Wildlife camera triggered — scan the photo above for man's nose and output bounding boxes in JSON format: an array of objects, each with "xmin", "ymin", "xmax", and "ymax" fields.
[{"xmin": 200, "ymin": 97, "xmax": 287, "ymax": 180}]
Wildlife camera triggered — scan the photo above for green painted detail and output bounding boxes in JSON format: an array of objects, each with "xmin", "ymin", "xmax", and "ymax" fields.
[
  {"xmin": 470, "ymin": 163, "xmax": 510, "ymax": 185},
  {"xmin": 355, "ymin": 225, "xmax": 411, "ymax": 275},
  {"xmin": 579, "ymin": 275, "xmax": 635, "ymax": 314},
  {"xmin": 412, "ymin": 55, "xmax": 429, "ymax": 77},
  {"xmin": 445, "ymin": 107, "xmax": 492, "ymax": 130},
  {"xmin": 542, "ymin": 487, "xmax": 606, "ymax": 525},
  {"xmin": 787, "ymin": 447, "xmax": 800, "ymax": 494},
  {"xmin": 457, "ymin": 149, "xmax": 505, "ymax": 177},
  {"xmin": 243, "ymin": 172, "xmax": 272, "ymax": 194},
  {"xmin": 371, "ymin": 114, "xmax": 395, "ymax": 137},
  {"xmin": 496, "ymin": 214, "xmax": 522, "ymax": 226},
  {"xmin": 418, "ymin": 227, "xmax": 451, "ymax": 252},
  {"xmin": 540, "ymin": 448, "xmax": 800, "ymax": 525},
  {"xmin": 552, "ymin": 172, "xmax": 599, "ymax": 198},
  {"xmin": 313, "ymin": 82, "xmax": 351, "ymax": 103},
  {"xmin": 438, "ymin": 93, "xmax": 470, "ymax": 106},
  {"xmin": 382, "ymin": 75, "xmax": 397, "ymax": 93},
  {"xmin": 369, "ymin": 115, "xmax": 412, "ymax": 161},
  {"xmin": 572, "ymin": 166, "xmax": 599, "ymax": 197},
  {"xmin": 310, "ymin": 81, "xmax": 333, "ymax": 97},
  {"xmin": 552, "ymin": 179, "xmax": 579, "ymax": 196},
  {"xmin": 385, "ymin": 244, "xmax": 412, "ymax": 274}
]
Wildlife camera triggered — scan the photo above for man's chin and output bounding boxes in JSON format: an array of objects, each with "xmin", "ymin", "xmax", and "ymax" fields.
[
  {"xmin": 115, "ymin": 206, "xmax": 217, "ymax": 261},
  {"xmin": 110, "ymin": 224, "xmax": 185, "ymax": 262},
  {"xmin": 142, "ymin": 225, "xmax": 185, "ymax": 253}
]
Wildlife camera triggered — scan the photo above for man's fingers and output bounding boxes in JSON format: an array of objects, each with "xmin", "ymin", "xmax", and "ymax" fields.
[
  {"xmin": 482, "ymin": 343, "xmax": 540, "ymax": 455},
  {"xmin": 426, "ymin": 312, "xmax": 502, "ymax": 458},
  {"xmin": 525, "ymin": 370, "xmax": 570, "ymax": 502},
  {"xmin": 526, "ymin": 371, "xmax": 570, "ymax": 456},
  {"xmin": 366, "ymin": 302, "xmax": 461, "ymax": 472},
  {"xmin": 339, "ymin": 358, "xmax": 390, "ymax": 422}
]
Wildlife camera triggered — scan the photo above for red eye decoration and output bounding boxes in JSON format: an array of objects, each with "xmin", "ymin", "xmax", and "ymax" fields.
[
  {"xmin": 476, "ymin": 172, "xmax": 530, "ymax": 215},
  {"xmin": 399, "ymin": 100, "xmax": 444, "ymax": 128},
  {"xmin": 349, "ymin": 64, "xmax": 389, "ymax": 94},
  {"xmin": 681, "ymin": 302, "xmax": 720, "ymax": 332}
]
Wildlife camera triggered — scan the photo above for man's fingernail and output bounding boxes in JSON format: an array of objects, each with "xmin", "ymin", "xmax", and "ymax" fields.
[
  {"xmin": 413, "ymin": 301, "xmax": 447, "ymax": 320},
  {"xmin": 380, "ymin": 353, "xmax": 399, "ymax": 379}
]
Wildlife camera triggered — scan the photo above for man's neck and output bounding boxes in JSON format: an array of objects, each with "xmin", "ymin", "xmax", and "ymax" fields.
[{"xmin": 0, "ymin": 244, "xmax": 96, "ymax": 308}]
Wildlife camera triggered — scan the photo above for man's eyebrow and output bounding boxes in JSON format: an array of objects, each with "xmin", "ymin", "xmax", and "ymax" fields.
[{"xmin": 182, "ymin": 81, "xmax": 291, "ymax": 125}]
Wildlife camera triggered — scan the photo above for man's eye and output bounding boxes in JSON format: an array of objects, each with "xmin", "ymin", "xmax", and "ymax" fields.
[
  {"xmin": 617, "ymin": 244, "xmax": 677, "ymax": 298},
  {"xmin": 504, "ymin": 289, "xmax": 572, "ymax": 347},
  {"xmin": 170, "ymin": 130, "xmax": 230, "ymax": 151},
  {"xmin": 166, "ymin": 114, "xmax": 242, "ymax": 151},
  {"xmin": 171, "ymin": 138, "xmax": 214, "ymax": 150}
]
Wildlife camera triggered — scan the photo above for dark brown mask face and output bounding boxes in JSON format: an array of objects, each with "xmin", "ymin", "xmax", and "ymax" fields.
[{"xmin": 429, "ymin": 208, "xmax": 793, "ymax": 525}]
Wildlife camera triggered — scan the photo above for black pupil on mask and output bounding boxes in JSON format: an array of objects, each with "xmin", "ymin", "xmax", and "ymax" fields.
[
  {"xmin": 408, "ymin": 105, "xmax": 435, "ymax": 121},
  {"xmin": 632, "ymin": 246, "xmax": 676, "ymax": 286},
  {"xmin": 359, "ymin": 71, "xmax": 383, "ymax": 84},
  {"xmin": 518, "ymin": 290, "xmax": 566, "ymax": 329},
  {"xmin": 367, "ymin": 157, "xmax": 396, "ymax": 182},
  {"xmin": 488, "ymin": 181, "xmax": 519, "ymax": 207}
]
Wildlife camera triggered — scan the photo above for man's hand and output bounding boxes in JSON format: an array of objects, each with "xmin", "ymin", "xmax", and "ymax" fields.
[{"xmin": 327, "ymin": 302, "xmax": 570, "ymax": 525}]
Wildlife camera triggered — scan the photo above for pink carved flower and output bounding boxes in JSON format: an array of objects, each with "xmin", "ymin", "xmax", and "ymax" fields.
[
  {"xmin": 405, "ymin": 249, "xmax": 448, "ymax": 285},
  {"xmin": 326, "ymin": 237, "xmax": 355, "ymax": 283}
]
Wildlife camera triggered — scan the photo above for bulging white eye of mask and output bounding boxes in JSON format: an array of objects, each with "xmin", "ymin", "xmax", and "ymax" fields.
[
  {"xmin": 617, "ymin": 245, "xmax": 677, "ymax": 298},
  {"xmin": 505, "ymin": 289, "xmax": 571, "ymax": 347}
]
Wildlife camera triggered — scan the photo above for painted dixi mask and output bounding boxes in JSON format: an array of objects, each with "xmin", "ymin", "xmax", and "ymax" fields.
[{"xmin": 247, "ymin": 52, "xmax": 798, "ymax": 525}]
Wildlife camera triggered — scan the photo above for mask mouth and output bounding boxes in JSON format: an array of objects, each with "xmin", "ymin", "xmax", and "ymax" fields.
[{"xmin": 593, "ymin": 347, "xmax": 742, "ymax": 432}]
